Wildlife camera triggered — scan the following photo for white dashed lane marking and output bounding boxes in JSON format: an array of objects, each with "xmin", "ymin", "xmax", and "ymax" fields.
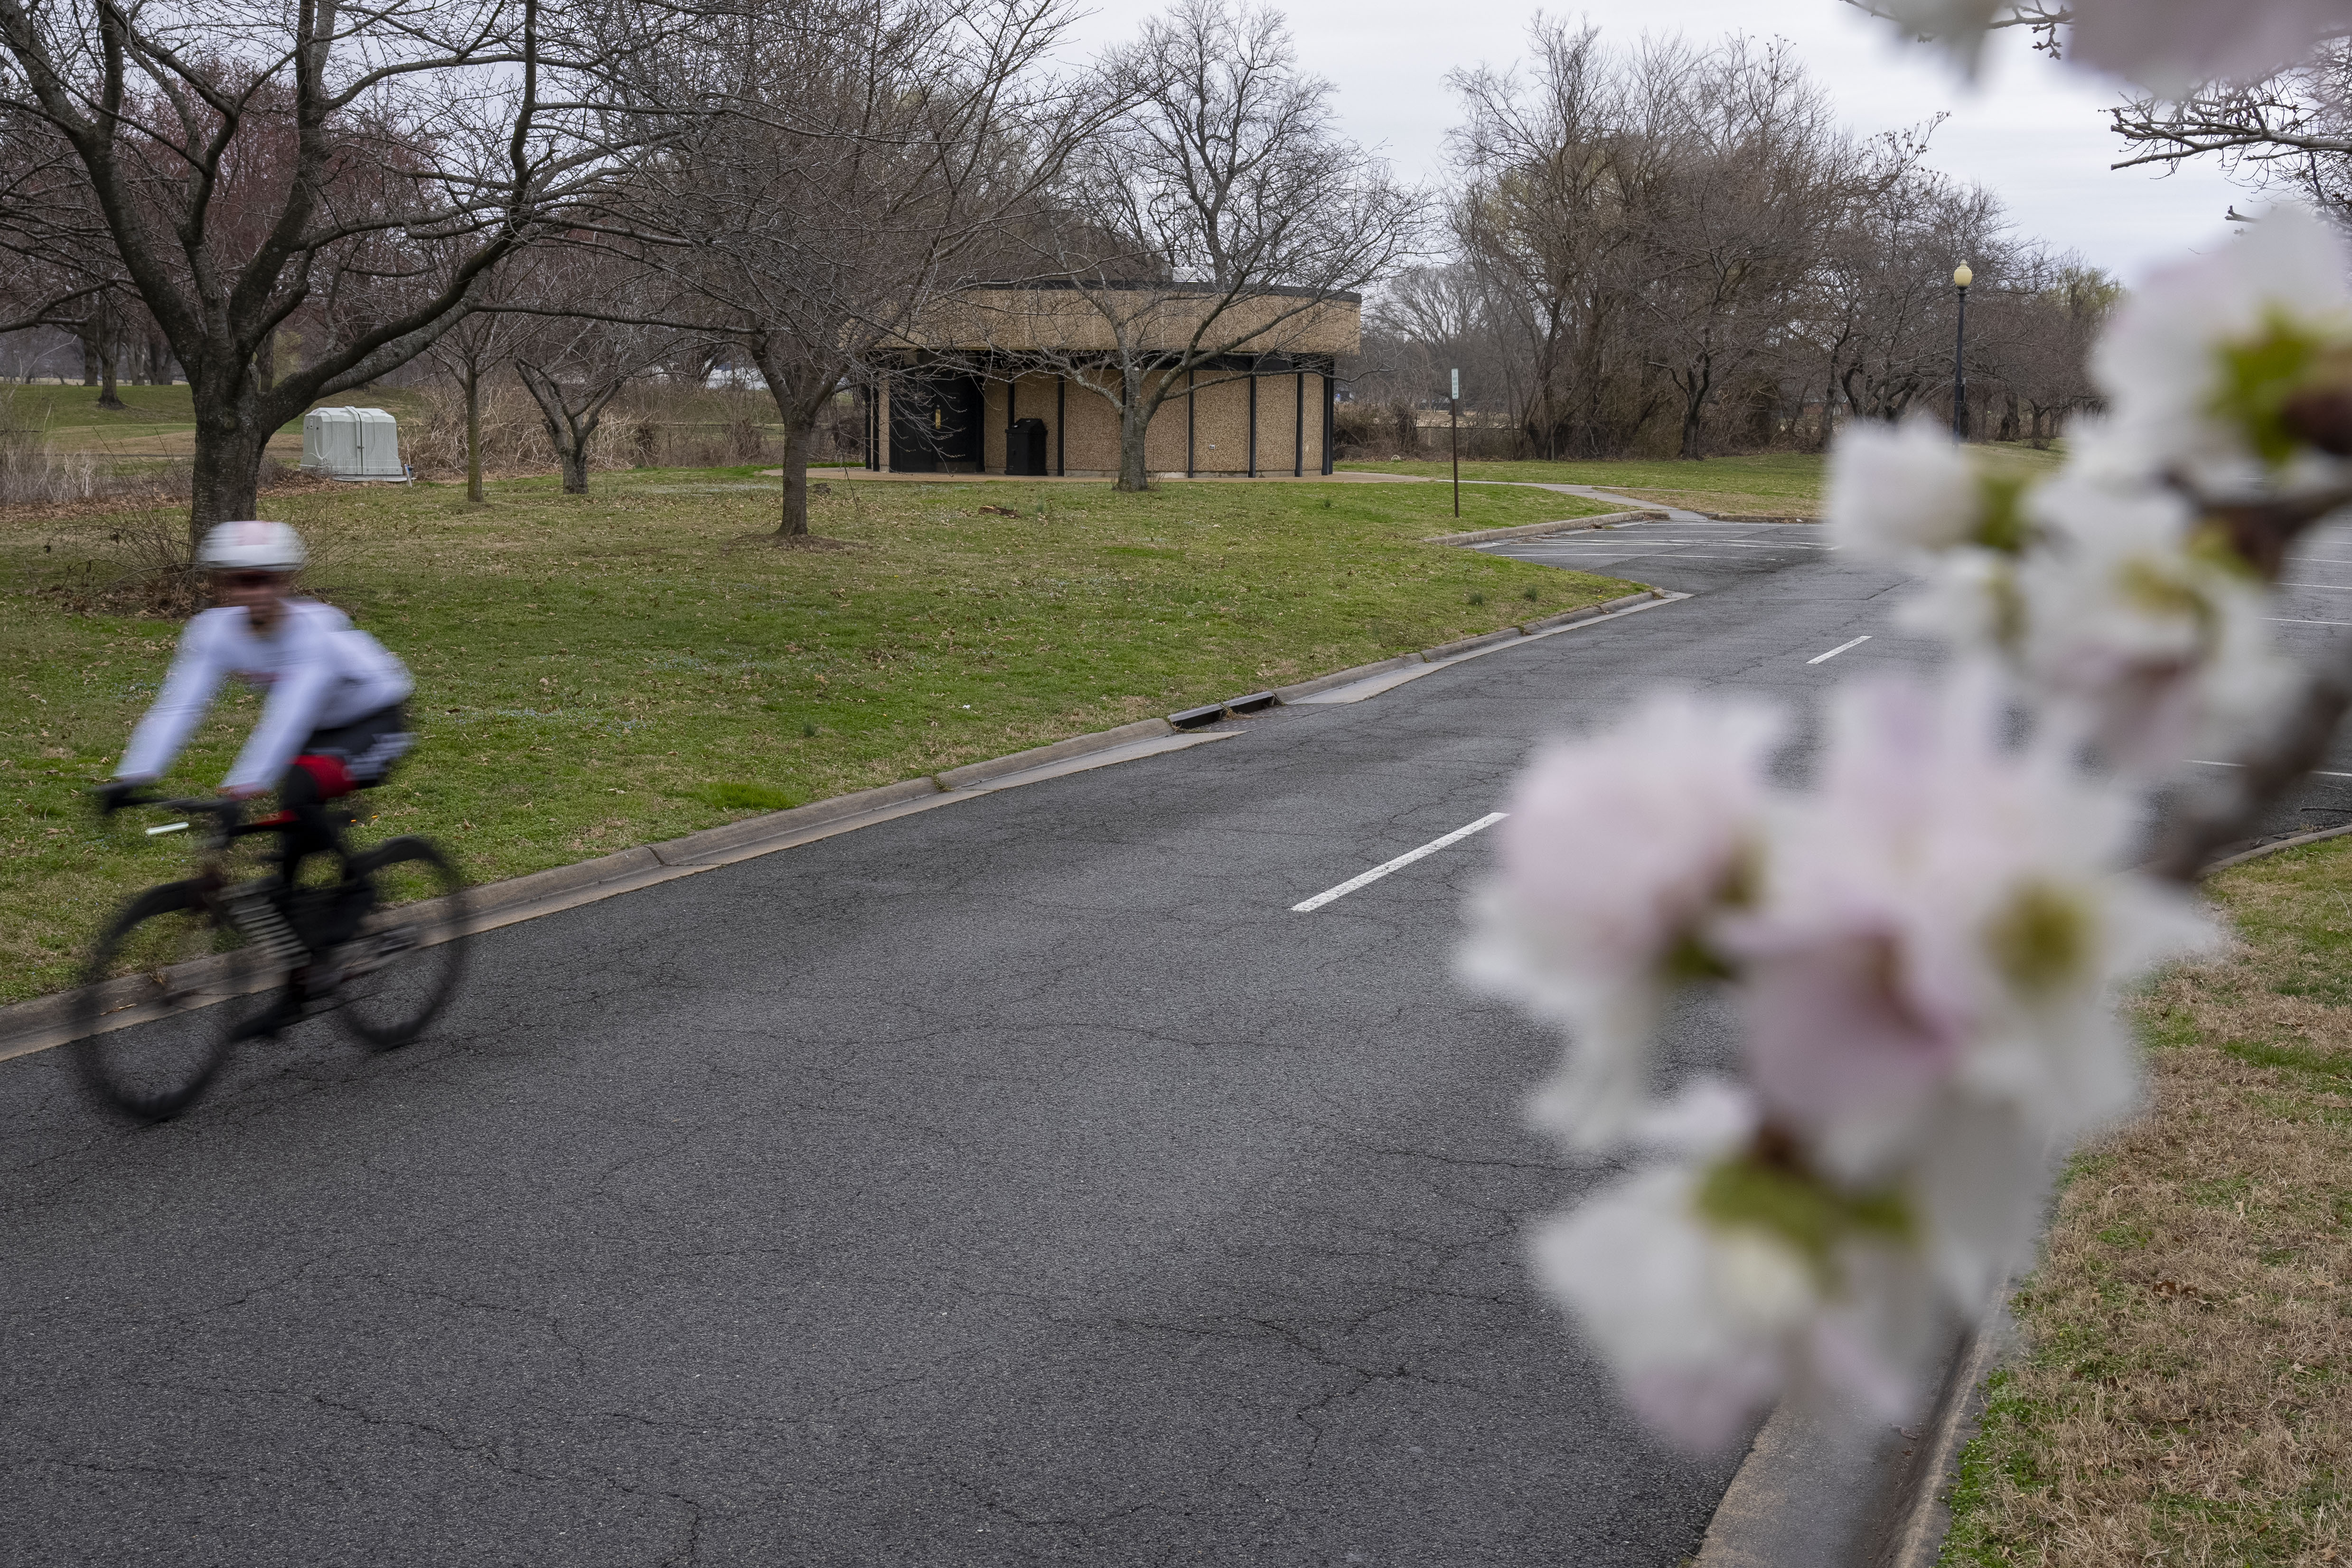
[
  {"xmin": 1293, "ymin": 814, "xmax": 1508, "ymax": 912},
  {"xmin": 1808, "ymin": 635, "xmax": 1872, "ymax": 665}
]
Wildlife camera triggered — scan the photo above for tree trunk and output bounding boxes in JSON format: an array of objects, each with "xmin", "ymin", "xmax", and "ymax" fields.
[
  {"xmin": 517, "ymin": 362, "xmax": 601, "ymax": 496},
  {"xmin": 78, "ymin": 329, "xmax": 98, "ymax": 387},
  {"xmin": 188, "ymin": 401, "xmax": 270, "ymax": 555},
  {"xmin": 97, "ymin": 338, "xmax": 123, "ymax": 410},
  {"xmin": 745, "ymin": 338, "xmax": 842, "ymax": 539},
  {"xmin": 1116, "ymin": 365, "xmax": 1155, "ymax": 492},
  {"xmin": 1116, "ymin": 401, "xmax": 1153, "ymax": 491},
  {"xmin": 1677, "ymin": 357, "xmax": 1713, "ymax": 460},
  {"xmin": 464, "ymin": 367, "xmax": 485, "ymax": 503},
  {"xmin": 775, "ymin": 411, "xmax": 814, "ymax": 537}
]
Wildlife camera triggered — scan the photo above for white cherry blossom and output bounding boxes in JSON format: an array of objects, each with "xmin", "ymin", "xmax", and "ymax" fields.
[
  {"xmin": 2069, "ymin": 0, "xmax": 2352, "ymax": 91},
  {"xmin": 2018, "ymin": 477, "xmax": 2301, "ymax": 772},
  {"xmin": 1826, "ymin": 417, "xmax": 1992, "ymax": 559},
  {"xmin": 1865, "ymin": 0, "xmax": 2352, "ymax": 92},
  {"xmin": 1720, "ymin": 675, "xmax": 2208, "ymax": 1174},
  {"xmin": 2092, "ymin": 207, "xmax": 2352, "ymax": 494},
  {"xmin": 1531, "ymin": 1163, "xmax": 1818, "ymax": 1453},
  {"xmin": 1461, "ymin": 691, "xmax": 1782, "ymax": 1149}
]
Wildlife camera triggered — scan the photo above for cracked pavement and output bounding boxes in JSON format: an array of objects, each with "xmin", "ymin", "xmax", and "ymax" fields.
[{"xmin": 7, "ymin": 517, "xmax": 2350, "ymax": 1566}]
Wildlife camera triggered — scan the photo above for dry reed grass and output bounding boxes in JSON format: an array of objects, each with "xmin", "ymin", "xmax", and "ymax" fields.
[
  {"xmin": 1944, "ymin": 839, "xmax": 2352, "ymax": 1566},
  {"xmin": 0, "ymin": 385, "xmax": 190, "ymax": 510}
]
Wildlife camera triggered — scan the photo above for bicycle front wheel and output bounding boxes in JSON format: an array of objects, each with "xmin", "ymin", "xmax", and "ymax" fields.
[
  {"xmin": 335, "ymin": 836, "xmax": 469, "ymax": 1051},
  {"xmin": 72, "ymin": 881, "xmax": 268, "ymax": 1121}
]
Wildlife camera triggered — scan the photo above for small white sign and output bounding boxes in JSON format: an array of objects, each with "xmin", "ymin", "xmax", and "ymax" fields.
[{"xmin": 1450, "ymin": 368, "xmax": 1460, "ymax": 401}]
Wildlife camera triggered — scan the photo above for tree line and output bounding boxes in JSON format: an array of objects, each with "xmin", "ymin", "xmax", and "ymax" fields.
[
  {"xmin": 0, "ymin": 0, "xmax": 2181, "ymax": 550},
  {"xmin": 1352, "ymin": 20, "xmax": 2120, "ymax": 462},
  {"xmin": 0, "ymin": 0, "xmax": 1411, "ymax": 547}
]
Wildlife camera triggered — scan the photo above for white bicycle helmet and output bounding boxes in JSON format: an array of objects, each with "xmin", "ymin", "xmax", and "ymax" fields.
[{"xmin": 197, "ymin": 519, "xmax": 307, "ymax": 572}]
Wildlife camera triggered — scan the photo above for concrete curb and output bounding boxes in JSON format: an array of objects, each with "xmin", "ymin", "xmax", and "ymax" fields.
[
  {"xmin": 1418, "ymin": 509, "xmax": 1655, "ymax": 545},
  {"xmin": 1885, "ymin": 1318, "xmax": 2008, "ymax": 1568},
  {"xmin": 1269, "ymin": 654, "xmax": 1426, "ymax": 704},
  {"xmin": 647, "ymin": 777, "xmax": 949, "ymax": 867},
  {"xmin": 1520, "ymin": 605, "xmax": 1604, "ymax": 634},
  {"xmin": 2204, "ymin": 819, "xmax": 2352, "ymax": 873},
  {"xmin": 932, "ymin": 720, "xmax": 1175, "ymax": 792},
  {"xmin": 1696, "ymin": 1305, "xmax": 2009, "ymax": 1568},
  {"xmin": 1421, "ymin": 627, "xmax": 1527, "ymax": 661}
]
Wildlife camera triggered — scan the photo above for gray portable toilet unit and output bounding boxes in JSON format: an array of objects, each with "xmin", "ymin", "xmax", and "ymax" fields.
[{"xmin": 300, "ymin": 406, "xmax": 408, "ymax": 480}]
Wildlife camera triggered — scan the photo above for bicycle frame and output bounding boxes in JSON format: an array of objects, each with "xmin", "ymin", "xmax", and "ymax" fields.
[{"xmin": 130, "ymin": 797, "xmax": 312, "ymax": 970}]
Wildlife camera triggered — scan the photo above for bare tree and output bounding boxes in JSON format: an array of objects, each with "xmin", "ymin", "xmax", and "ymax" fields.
[
  {"xmin": 1809, "ymin": 152, "xmax": 2009, "ymax": 426},
  {"xmin": 1637, "ymin": 38, "xmax": 1856, "ymax": 458},
  {"xmin": 509, "ymin": 253, "xmax": 684, "ymax": 494},
  {"xmin": 1412, "ymin": 20, "xmax": 2089, "ymax": 459},
  {"xmin": 2110, "ymin": 43, "xmax": 2352, "ymax": 219},
  {"xmin": 1443, "ymin": 19, "xmax": 1677, "ymax": 460},
  {"xmin": 1003, "ymin": 0, "xmax": 1421, "ymax": 491},
  {"xmin": 602, "ymin": 0, "xmax": 1106, "ymax": 537},
  {"xmin": 0, "ymin": 0, "xmax": 629, "ymax": 551},
  {"xmin": 424, "ymin": 267, "xmax": 541, "ymax": 503}
]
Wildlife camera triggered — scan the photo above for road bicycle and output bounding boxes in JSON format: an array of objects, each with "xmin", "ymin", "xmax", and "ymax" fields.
[{"xmin": 73, "ymin": 790, "xmax": 470, "ymax": 1120}]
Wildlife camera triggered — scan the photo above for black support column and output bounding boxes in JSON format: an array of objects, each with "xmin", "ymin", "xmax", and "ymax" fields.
[
  {"xmin": 1321, "ymin": 360, "xmax": 1335, "ymax": 476},
  {"xmin": 1293, "ymin": 371, "xmax": 1304, "ymax": 477},
  {"xmin": 1247, "ymin": 363, "xmax": 1258, "ymax": 477}
]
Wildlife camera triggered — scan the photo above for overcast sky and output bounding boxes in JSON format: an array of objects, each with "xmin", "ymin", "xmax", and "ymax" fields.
[{"xmin": 1057, "ymin": 0, "xmax": 2255, "ymax": 284}]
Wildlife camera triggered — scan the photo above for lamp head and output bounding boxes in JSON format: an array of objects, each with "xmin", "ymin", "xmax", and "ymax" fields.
[{"xmin": 1953, "ymin": 263, "xmax": 1974, "ymax": 289}]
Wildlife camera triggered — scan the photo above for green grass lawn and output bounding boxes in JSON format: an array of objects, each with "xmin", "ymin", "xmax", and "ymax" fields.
[
  {"xmin": 1341, "ymin": 445, "xmax": 2065, "ymax": 518},
  {"xmin": 0, "ymin": 469, "xmax": 1626, "ymax": 1004}
]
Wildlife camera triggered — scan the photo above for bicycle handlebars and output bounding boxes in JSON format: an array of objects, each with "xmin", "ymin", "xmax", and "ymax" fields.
[{"xmin": 96, "ymin": 788, "xmax": 249, "ymax": 848}]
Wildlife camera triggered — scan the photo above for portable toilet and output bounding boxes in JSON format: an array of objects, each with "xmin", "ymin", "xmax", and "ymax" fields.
[{"xmin": 300, "ymin": 406, "xmax": 408, "ymax": 480}]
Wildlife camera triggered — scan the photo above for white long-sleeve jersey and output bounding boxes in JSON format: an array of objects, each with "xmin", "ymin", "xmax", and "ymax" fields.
[{"xmin": 116, "ymin": 601, "xmax": 414, "ymax": 793}]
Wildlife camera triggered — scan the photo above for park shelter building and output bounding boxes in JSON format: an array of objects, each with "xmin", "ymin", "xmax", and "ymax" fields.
[{"xmin": 863, "ymin": 282, "xmax": 1359, "ymax": 478}]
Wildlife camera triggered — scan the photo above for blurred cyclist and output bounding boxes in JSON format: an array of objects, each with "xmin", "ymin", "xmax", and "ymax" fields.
[{"xmin": 101, "ymin": 520, "xmax": 415, "ymax": 898}]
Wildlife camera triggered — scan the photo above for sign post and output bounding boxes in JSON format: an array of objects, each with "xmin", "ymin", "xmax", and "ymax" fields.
[{"xmin": 1449, "ymin": 367, "xmax": 1461, "ymax": 519}]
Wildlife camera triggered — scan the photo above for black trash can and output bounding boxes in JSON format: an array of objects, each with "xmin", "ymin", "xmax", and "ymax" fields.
[{"xmin": 1007, "ymin": 417, "xmax": 1049, "ymax": 476}]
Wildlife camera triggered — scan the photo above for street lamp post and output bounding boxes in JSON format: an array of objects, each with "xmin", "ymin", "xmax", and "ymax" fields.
[{"xmin": 1951, "ymin": 262, "xmax": 1973, "ymax": 442}]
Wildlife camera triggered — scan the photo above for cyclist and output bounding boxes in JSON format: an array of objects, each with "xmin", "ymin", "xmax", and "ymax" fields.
[{"xmin": 101, "ymin": 520, "xmax": 415, "ymax": 908}]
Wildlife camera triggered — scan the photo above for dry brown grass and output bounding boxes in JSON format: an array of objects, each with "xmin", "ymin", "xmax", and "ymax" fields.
[{"xmin": 1943, "ymin": 839, "xmax": 2352, "ymax": 1566}]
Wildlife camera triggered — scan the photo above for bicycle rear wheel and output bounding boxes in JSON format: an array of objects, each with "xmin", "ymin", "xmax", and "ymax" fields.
[
  {"xmin": 335, "ymin": 836, "xmax": 469, "ymax": 1050},
  {"xmin": 72, "ymin": 881, "xmax": 269, "ymax": 1121}
]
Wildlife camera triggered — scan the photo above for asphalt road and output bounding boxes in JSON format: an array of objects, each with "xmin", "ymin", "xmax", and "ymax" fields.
[{"xmin": 6, "ymin": 516, "xmax": 2348, "ymax": 1567}]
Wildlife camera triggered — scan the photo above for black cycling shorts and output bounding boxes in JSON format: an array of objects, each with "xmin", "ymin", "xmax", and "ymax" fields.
[{"xmin": 298, "ymin": 702, "xmax": 414, "ymax": 787}]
